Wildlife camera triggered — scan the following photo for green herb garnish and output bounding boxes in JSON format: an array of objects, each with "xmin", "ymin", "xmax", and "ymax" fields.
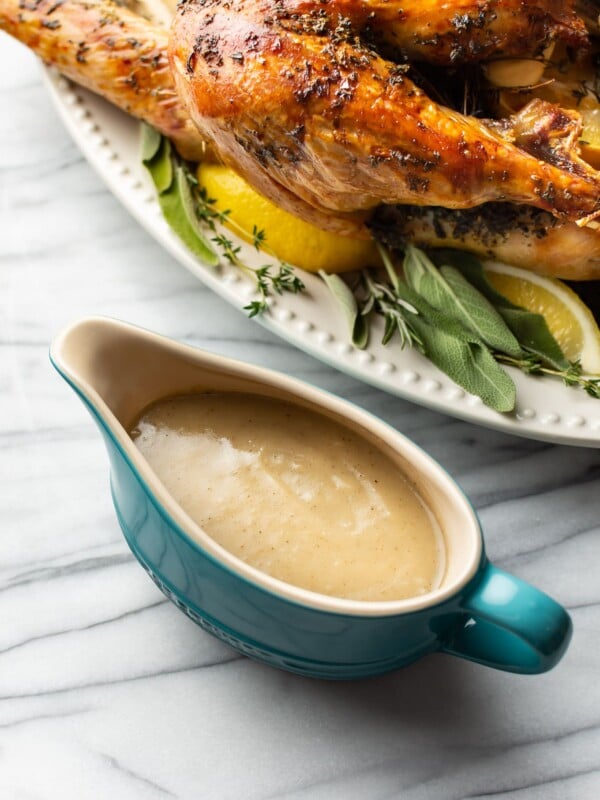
[
  {"xmin": 323, "ymin": 245, "xmax": 600, "ymax": 411},
  {"xmin": 318, "ymin": 271, "xmax": 369, "ymax": 349},
  {"xmin": 142, "ymin": 127, "xmax": 217, "ymax": 265},
  {"xmin": 431, "ymin": 250, "xmax": 569, "ymax": 370},
  {"xmin": 141, "ymin": 124, "xmax": 305, "ymax": 315},
  {"xmin": 142, "ymin": 126, "xmax": 600, "ymax": 411}
]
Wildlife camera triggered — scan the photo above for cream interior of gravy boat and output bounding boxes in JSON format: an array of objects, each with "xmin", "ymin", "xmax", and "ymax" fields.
[{"xmin": 51, "ymin": 316, "xmax": 481, "ymax": 616}]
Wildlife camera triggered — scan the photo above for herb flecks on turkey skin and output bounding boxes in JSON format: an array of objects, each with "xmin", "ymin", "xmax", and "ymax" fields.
[
  {"xmin": 371, "ymin": 203, "xmax": 600, "ymax": 280},
  {"xmin": 0, "ymin": 0, "xmax": 205, "ymax": 160},
  {"xmin": 170, "ymin": 0, "xmax": 600, "ymax": 228},
  {"xmin": 275, "ymin": 0, "xmax": 589, "ymax": 64}
]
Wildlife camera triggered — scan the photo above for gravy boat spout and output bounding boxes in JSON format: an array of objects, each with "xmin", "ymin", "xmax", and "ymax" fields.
[{"xmin": 50, "ymin": 317, "xmax": 572, "ymax": 679}]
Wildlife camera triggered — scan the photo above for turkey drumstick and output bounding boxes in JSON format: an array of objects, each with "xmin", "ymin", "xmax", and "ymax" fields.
[
  {"xmin": 170, "ymin": 0, "xmax": 600, "ymax": 226},
  {"xmin": 4, "ymin": 0, "xmax": 600, "ymax": 226},
  {"xmin": 0, "ymin": 0, "xmax": 368, "ymax": 232},
  {"xmin": 0, "ymin": 0, "xmax": 205, "ymax": 160},
  {"xmin": 4, "ymin": 0, "xmax": 600, "ymax": 274}
]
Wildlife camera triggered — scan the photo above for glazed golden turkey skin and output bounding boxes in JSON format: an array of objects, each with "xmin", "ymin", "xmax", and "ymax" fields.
[
  {"xmin": 4, "ymin": 0, "xmax": 600, "ymax": 276},
  {"xmin": 170, "ymin": 0, "xmax": 600, "ymax": 225}
]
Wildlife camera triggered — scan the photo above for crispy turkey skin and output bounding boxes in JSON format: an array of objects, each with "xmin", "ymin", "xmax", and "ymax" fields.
[
  {"xmin": 170, "ymin": 0, "xmax": 600, "ymax": 230},
  {"xmin": 2, "ymin": 0, "xmax": 600, "ymax": 276},
  {"xmin": 371, "ymin": 203, "xmax": 600, "ymax": 280},
  {"xmin": 0, "ymin": 0, "xmax": 205, "ymax": 160},
  {"xmin": 274, "ymin": 0, "xmax": 590, "ymax": 63}
]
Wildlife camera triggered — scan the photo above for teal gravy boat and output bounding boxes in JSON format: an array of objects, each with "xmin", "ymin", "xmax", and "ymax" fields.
[{"xmin": 50, "ymin": 317, "xmax": 572, "ymax": 679}]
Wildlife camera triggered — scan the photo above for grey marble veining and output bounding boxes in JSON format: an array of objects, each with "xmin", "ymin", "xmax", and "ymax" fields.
[{"xmin": 1, "ymin": 34, "xmax": 599, "ymax": 800}]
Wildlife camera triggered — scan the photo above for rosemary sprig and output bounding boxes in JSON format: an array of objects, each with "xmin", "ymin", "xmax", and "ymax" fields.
[{"xmin": 359, "ymin": 271, "xmax": 422, "ymax": 349}]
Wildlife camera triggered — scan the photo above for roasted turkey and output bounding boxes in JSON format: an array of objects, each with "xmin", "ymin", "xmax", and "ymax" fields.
[
  {"xmin": 0, "ymin": 0, "xmax": 205, "ymax": 160},
  {"xmin": 3, "ymin": 0, "xmax": 600, "ymax": 277}
]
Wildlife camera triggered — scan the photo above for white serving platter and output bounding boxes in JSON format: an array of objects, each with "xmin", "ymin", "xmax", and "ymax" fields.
[{"xmin": 43, "ymin": 68, "xmax": 600, "ymax": 447}]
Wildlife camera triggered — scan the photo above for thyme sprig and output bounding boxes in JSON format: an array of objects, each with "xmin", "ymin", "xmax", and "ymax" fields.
[
  {"xmin": 194, "ymin": 184, "xmax": 305, "ymax": 316},
  {"xmin": 141, "ymin": 124, "xmax": 304, "ymax": 317},
  {"xmin": 496, "ymin": 354, "xmax": 600, "ymax": 398}
]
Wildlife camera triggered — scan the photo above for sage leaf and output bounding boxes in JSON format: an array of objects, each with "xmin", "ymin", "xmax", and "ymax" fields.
[
  {"xmin": 393, "ymin": 280, "xmax": 482, "ymax": 345},
  {"xmin": 140, "ymin": 123, "xmax": 162, "ymax": 163},
  {"xmin": 141, "ymin": 130, "xmax": 217, "ymax": 264},
  {"xmin": 430, "ymin": 250, "xmax": 492, "ymax": 290},
  {"xmin": 177, "ymin": 165, "xmax": 206, "ymax": 237},
  {"xmin": 467, "ymin": 340, "xmax": 517, "ymax": 412},
  {"xmin": 433, "ymin": 250, "xmax": 569, "ymax": 370},
  {"xmin": 320, "ymin": 271, "xmax": 369, "ymax": 348},
  {"xmin": 353, "ymin": 315, "xmax": 369, "ymax": 351},
  {"xmin": 158, "ymin": 166, "xmax": 219, "ymax": 265},
  {"xmin": 440, "ymin": 265, "xmax": 522, "ymax": 357},
  {"xmin": 392, "ymin": 279, "xmax": 516, "ymax": 411},
  {"xmin": 382, "ymin": 313, "xmax": 397, "ymax": 346},
  {"xmin": 146, "ymin": 137, "xmax": 174, "ymax": 194},
  {"xmin": 403, "ymin": 245, "xmax": 448, "ymax": 306},
  {"xmin": 404, "ymin": 246, "xmax": 521, "ymax": 357},
  {"xmin": 497, "ymin": 308, "xmax": 568, "ymax": 370},
  {"xmin": 408, "ymin": 314, "xmax": 516, "ymax": 412}
]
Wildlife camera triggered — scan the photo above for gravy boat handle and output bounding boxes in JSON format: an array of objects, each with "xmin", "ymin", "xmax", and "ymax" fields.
[{"xmin": 440, "ymin": 563, "xmax": 573, "ymax": 674}]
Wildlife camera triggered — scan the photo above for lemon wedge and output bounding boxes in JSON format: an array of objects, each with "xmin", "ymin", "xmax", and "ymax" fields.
[
  {"xmin": 197, "ymin": 163, "xmax": 379, "ymax": 273},
  {"xmin": 484, "ymin": 262, "xmax": 600, "ymax": 374},
  {"xmin": 579, "ymin": 107, "xmax": 600, "ymax": 170}
]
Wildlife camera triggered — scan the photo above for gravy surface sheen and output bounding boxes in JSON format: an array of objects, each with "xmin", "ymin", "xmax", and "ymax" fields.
[{"xmin": 131, "ymin": 393, "xmax": 444, "ymax": 602}]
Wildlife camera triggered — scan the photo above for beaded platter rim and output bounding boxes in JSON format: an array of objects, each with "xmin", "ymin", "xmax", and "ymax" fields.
[{"xmin": 42, "ymin": 67, "xmax": 600, "ymax": 448}]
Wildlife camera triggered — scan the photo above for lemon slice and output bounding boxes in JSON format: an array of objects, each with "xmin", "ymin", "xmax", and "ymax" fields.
[
  {"xmin": 484, "ymin": 262, "xmax": 600, "ymax": 374},
  {"xmin": 579, "ymin": 107, "xmax": 600, "ymax": 170},
  {"xmin": 197, "ymin": 163, "xmax": 379, "ymax": 273}
]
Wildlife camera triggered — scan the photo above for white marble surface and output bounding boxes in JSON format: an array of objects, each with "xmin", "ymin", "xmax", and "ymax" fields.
[{"xmin": 1, "ymin": 34, "xmax": 600, "ymax": 800}]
